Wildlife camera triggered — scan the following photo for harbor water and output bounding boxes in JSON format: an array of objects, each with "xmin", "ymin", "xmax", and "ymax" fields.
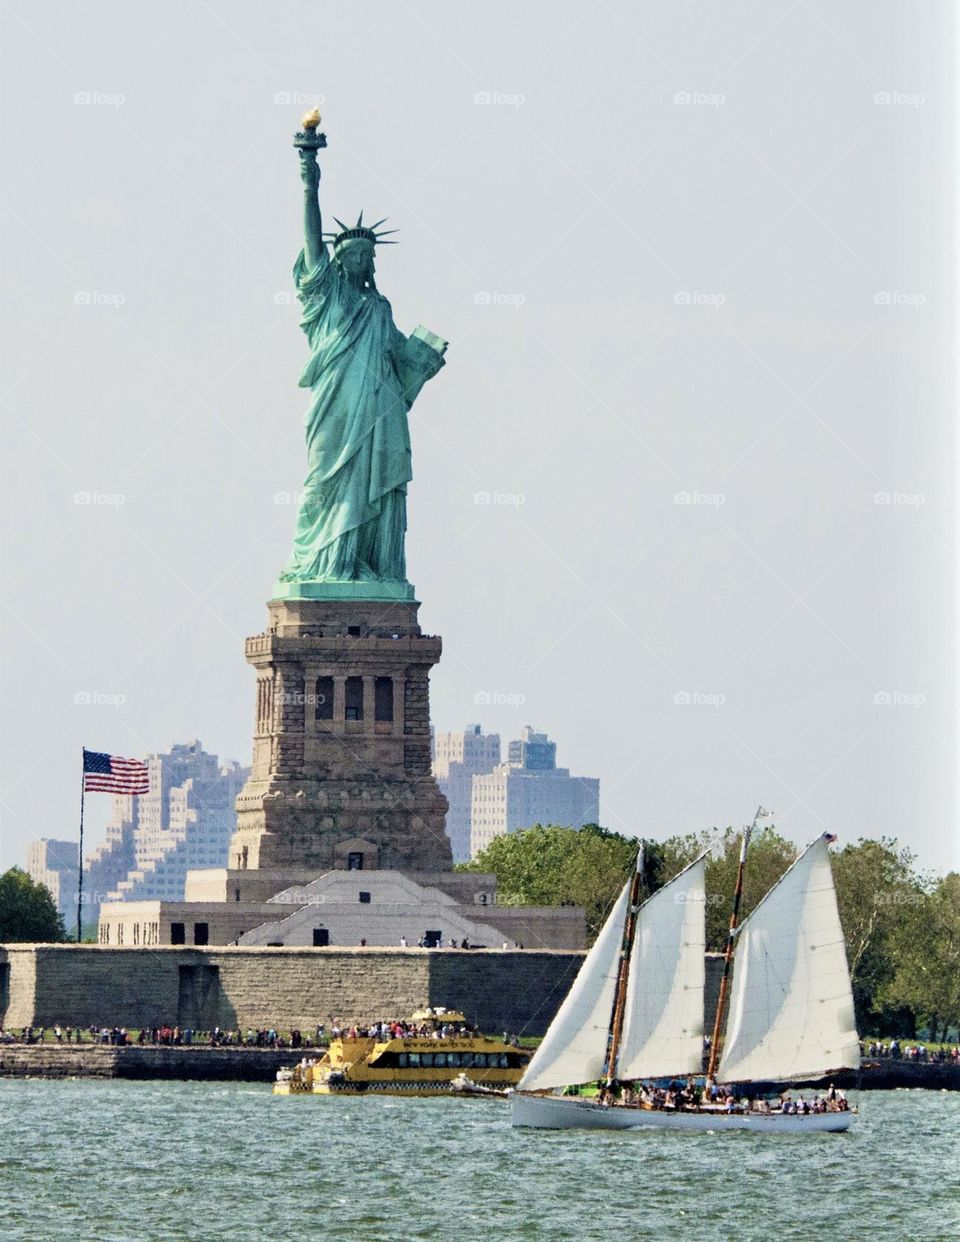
[{"xmin": 2, "ymin": 1080, "xmax": 957, "ymax": 1240}]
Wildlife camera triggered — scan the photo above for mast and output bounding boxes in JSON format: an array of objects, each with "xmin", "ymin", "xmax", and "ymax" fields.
[
  {"xmin": 605, "ymin": 842, "xmax": 646, "ymax": 1081},
  {"xmin": 705, "ymin": 805, "xmax": 770, "ymax": 1083}
]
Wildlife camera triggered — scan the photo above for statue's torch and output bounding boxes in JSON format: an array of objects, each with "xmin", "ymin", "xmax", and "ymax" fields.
[{"xmin": 293, "ymin": 107, "xmax": 327, "ymax": 154}]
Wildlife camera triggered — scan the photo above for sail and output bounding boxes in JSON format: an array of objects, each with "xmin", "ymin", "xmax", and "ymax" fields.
[
  {"xmin": 517, "ymin": 882, "xmax": 630, "ymax": 1092},
  {"xmin": 717, "ymin": 836, "xmax": 860, "ymax": 1084},
  {"xmin": 617, "ymin": 856, "xmax": 707, "ymax": 1080}
]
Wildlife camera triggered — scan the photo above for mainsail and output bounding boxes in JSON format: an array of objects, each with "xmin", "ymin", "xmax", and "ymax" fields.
[
  {"xmin": 617, "ymin": 855, "xmax": 707, "ymax": 1080},
  {"xmin": 517, "ymin": 883, "xmax": 630, "ymax": 1093},
  {"xmin": 717, "ymin": 835, "xmax": 860, "ymax": 1084}
]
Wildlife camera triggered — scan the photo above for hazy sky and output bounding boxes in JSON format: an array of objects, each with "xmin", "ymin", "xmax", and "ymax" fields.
[{"xmin": 1, "ymin": 1, "xmax": 956, "ymax": 873}]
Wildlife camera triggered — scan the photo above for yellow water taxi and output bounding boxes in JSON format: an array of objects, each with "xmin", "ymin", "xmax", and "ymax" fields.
[{"xmin": 274, "ymin": 1007, "xmax": 529, "ymax": 1096}]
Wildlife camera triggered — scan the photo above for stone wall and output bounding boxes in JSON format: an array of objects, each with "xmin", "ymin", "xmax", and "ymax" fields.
[
  {"xmin": 1, "ymin": 946, "xmax": 725, "ymax": 1040},
  {"xmin": 0, "ymin": 1045, "xmax": 294, "ymax": 1081},
  {"xmin": 1, "ymin": 945, "xmax": 583, "ymax": 1035}
]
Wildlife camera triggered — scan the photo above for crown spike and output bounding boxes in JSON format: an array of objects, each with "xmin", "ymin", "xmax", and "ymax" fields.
[{"xmin": 328, "ymin": 211, "xmax": 400, "ymax": 250}]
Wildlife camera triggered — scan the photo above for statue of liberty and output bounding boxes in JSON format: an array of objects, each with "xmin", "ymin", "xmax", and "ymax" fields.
[{"xmin": 276, "ymin": 110, "xmax": 447, "ymax": 601}]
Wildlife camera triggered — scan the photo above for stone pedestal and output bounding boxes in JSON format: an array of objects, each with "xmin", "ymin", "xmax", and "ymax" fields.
[{"xmin": 228, "ymin": 597, "xmax": 451, "ymax": 873}]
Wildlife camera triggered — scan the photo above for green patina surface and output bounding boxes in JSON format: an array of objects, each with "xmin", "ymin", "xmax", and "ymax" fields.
[{"xmin": 274, "ymin": 127, "xmax": 446, "ymax": 603}]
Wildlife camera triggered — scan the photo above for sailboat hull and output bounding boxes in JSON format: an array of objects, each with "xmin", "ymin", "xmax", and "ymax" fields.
[{"xmin": 510, "ymin": 1093, "xmax": 855, "ymax": 1133}]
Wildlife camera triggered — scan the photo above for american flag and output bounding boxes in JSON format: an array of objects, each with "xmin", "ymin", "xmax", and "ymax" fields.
[
  {"xmin": 83, "ymin": 749, "xmax": 150, "ymax": 794},
  {"xmin": 822, "ymin": 832, "xmax": 838, "ymax": 845}
]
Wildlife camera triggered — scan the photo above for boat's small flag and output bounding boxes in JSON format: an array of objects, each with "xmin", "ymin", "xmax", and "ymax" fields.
[
  {"xmin": 82, "ymin": 749, "xmax": 150, "ymax": 795},
  {"xmin": 822, "ymin": 832, "xmax": 838, "ymax": 845}
]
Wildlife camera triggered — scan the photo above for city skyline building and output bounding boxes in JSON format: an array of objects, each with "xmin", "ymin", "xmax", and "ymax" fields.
[
  {"xmin": 433, "ymin": 724, "xmax": 501, "ymax": 863},
  {"xmin": 470, "ymin": 726, "xmax": 600, "ymax": 857},
  {"xmin": 78, "ymin": 741, "xmax": 247, "ymax": 924},
  {"xmin": 26, "ymin": 839, "xmax": 79, "ymax": 926}
]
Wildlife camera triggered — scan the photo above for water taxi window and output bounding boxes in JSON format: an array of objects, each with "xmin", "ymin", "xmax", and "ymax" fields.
[
  {"xmin": 433, "ymin": 1053, "xmax": 446, "ymax": 1067},
  {"xmin": 407, "ymin": 1053, "xmax": 421, "ymax": 1067},
  {"xmin": 421, "ymin": 1053, "xmax": 434, "ymax": 1067},
  {"xmin": 398, "ymin": 1053, "xmax": 408, "ymax": 1067},
  {"xmin": 498, "ymin": 1053, "xmax": 508, "ymax": 1068}
]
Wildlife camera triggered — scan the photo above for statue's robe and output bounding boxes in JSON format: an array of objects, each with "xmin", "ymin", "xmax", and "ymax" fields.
[{"xmin": 280, "ymin": 244, "xmax": 444, "ymax": 584}]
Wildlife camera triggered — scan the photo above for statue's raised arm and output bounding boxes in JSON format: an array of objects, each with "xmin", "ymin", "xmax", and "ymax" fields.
[{"xmin": 300, "ymin": 153, "xmax": 323, "ymax": 270}]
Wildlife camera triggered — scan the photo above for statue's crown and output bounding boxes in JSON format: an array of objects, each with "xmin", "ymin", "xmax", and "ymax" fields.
[{"xmin": 325, "ymin": 211, "xmax": 398, "ymax": 250}]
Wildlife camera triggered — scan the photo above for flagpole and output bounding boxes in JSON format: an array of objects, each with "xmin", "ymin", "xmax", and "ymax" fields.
[{"xmin": 77, "ymin": 748, "xmax": 86, "ymax": 943}]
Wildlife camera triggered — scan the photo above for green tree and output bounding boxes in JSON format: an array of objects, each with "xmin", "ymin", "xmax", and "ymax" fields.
[
  {"xmin": 0, "ymin": 867, "xmax": 66, "ymax": 942},
  {"xmin": 653, "ymin": 826, "xmax": 798, "ymax": 951},
  {"xmin": 459, "ymin": 824, "xmax": 637, "ymax": 941},
  {"xmin": 461, "ymin": 822, "xmax": 802, "ymax": 947},
  {"xmin": 882, "ymin": 873, "xmax": 960, "ymax": 1041},
  {"xmin": 830, "ymin": 838, "xmax": 921, "ymax": 1034}
]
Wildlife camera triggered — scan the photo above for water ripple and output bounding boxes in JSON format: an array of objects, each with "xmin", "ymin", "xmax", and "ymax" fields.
[{"xmin": 0, "ymin": 1082, "xmax": 957, "ymax": 1241}]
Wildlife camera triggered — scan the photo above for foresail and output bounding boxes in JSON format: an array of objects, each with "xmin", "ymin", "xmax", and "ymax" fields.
[
  {"xmin": 717, "ymin": 836, "xmax": 860, "ymax": 1084},
  {"xmin": 617, "ymin": 856, "xmax": 706, "ymax": 1081},
  {"xmin": 517, "ymin": 882, "xmax": 630, "ymax": 1092}
]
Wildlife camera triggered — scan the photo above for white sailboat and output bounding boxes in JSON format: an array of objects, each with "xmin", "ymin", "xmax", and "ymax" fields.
[{"xmin": 511, "ymin": 823, "xmax": 860, "ymax": 1133}]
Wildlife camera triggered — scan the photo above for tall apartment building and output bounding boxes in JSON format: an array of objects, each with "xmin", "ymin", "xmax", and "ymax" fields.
[
  {"xmin": 433, "ymin": 724, "xmax": 501, "ymax": 863},
  {"xmin": 80, "ymin": 741, "xmax": 248, "ymax": 924},
  {"xmin": 470, "ymin": 726, "xmax": 600, "ymax": 857},
  {"xmin": 26, "ymin": 839, "xmax": 79, "ymax": 925}
]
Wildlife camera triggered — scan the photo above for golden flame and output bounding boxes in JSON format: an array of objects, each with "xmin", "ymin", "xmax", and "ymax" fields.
[{"xmin": 301, "ymin": 108, "xmax": 322, "ymax": 131}]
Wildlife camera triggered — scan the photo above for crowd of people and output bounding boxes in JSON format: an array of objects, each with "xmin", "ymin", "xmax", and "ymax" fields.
[
  {"xmin": 331, "ymin": 1017, "xmax": 477, "ymax": 1041},
  {"xmin": 0, "ymin": 1017, "xmax": 504, "ymax": 1049},
  {"xmin": 590, "ymin": 1076, "xmax": 852, "ymax": 1115},
  {"xmin": 0, "ymin": 1024, "xmax": 312, "ymax": 1049},
  {"xmin": 862, "ymin": 1040, "xmax": 960, "ymax": 1063},
  {"xmin": 395, "ymin": 937, "xmax": 525, "ymax": 950}
]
